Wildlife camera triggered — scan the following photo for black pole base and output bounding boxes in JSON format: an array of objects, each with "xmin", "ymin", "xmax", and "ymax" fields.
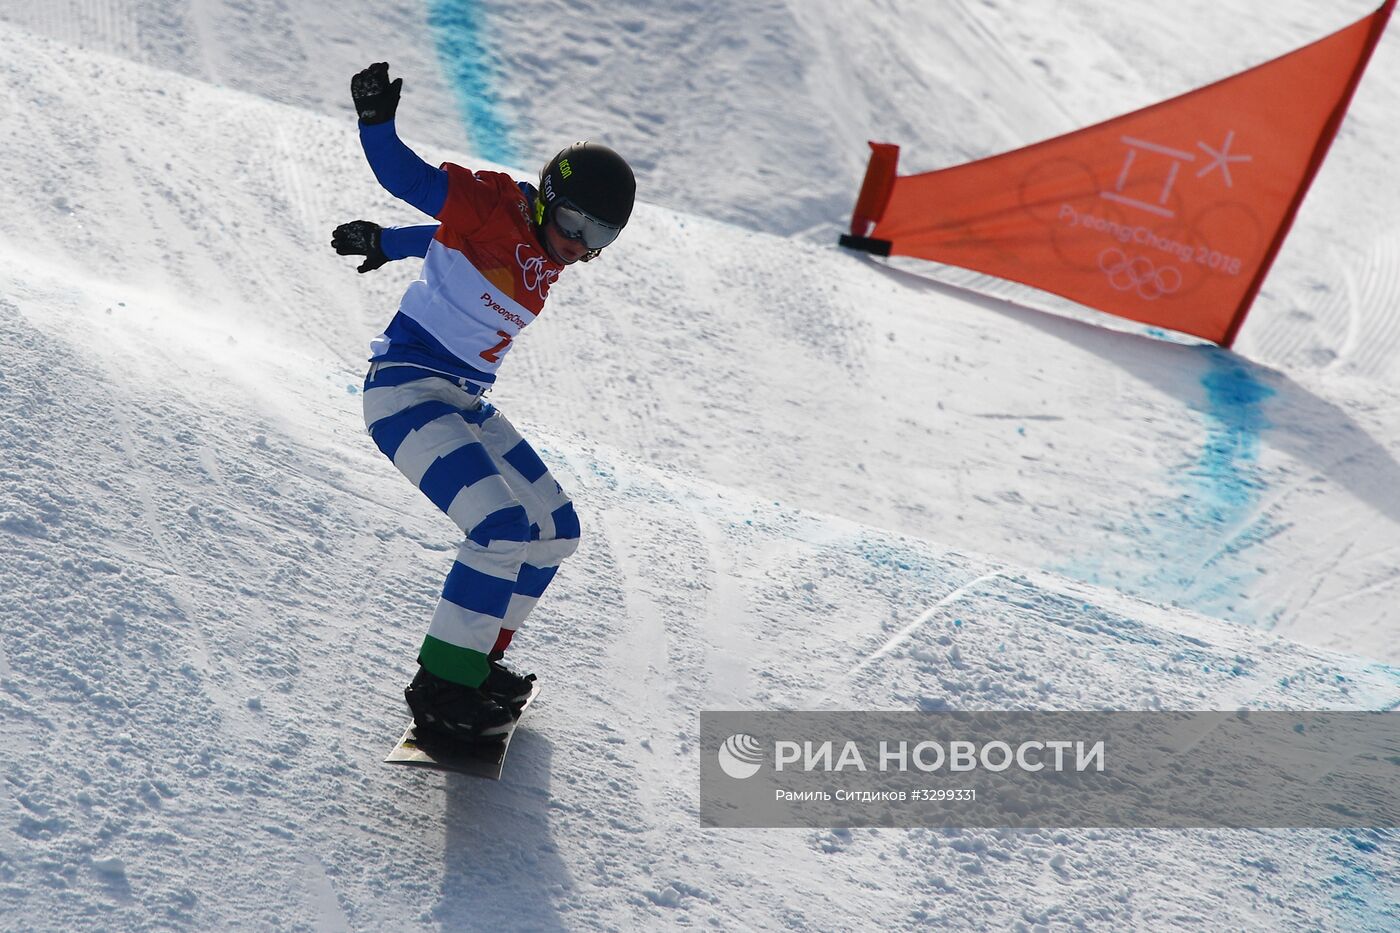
[{"xmin": 837, "ymin": 234, "xmax": 893, "ymax": 256}]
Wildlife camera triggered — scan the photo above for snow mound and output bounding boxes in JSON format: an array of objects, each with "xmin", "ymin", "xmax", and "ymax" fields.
[{"xmin": 1, "ymin": 12, "xmax": 1397, "ymax": 933}]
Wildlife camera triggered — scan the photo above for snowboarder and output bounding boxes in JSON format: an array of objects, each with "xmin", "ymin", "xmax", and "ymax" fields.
[{"xmin": 333, "ymin": 62, "xmax": 636, "ymax": 743}]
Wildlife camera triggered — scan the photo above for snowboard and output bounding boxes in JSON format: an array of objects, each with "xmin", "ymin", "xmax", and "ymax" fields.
[{"xmin": 384, "ymin": 681, "xmax": 540, "ymax": 780}]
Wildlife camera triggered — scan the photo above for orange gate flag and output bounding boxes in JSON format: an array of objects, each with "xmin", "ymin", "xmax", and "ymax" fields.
[{"xmin": 840, "ymin": 1, "xmax": 1396, "ymax": 346}]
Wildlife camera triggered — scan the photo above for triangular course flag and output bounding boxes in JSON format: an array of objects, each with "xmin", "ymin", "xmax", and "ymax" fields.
[{"xmin": 841, "ymin": 1, "xmax": 1397, "ymax": 346}]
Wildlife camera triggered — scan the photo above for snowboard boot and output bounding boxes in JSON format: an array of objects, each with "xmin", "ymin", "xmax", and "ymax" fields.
[
  {"xmin": 404, "ymin": 666, "xmax": 513, "ymax": 744},
  {"xmin": 482, "ymin": 655, "xmax": 537, "ymax": 717}
]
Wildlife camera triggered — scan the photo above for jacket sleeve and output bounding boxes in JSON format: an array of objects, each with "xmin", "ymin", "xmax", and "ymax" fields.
[
  {"xmin": 381, "ymin": 224, "xmax": 438, "ymax": 260},
  {"xmin": 358, "ymin": 120, "xmax": 449, "ymax": 217}
]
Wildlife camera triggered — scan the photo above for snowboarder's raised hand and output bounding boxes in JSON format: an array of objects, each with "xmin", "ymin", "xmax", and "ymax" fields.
[
  {"xmin": 351, "ymin": 62, "xmax": 402, "ymax": 125},
  {"xmin": 332, "ymin": 220, "xmax": 390, "ymax": 273}
]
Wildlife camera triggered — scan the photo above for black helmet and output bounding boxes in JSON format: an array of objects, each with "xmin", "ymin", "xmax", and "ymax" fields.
[{"xmin": 538, "ymin": 142, "xmax": 636, "ymax": 245}]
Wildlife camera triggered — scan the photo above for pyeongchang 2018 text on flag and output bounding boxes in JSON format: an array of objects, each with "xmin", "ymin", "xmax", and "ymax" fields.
[{"xmin": 841, "ymin": 1, "xmax": 1396, "ymax": 346}]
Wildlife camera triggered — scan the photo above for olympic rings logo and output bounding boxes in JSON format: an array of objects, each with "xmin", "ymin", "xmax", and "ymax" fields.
[
  {"xmin": 1098, "ymin": 248, "xmax": 1182, "ymax": 301},
  {"xmin": 517, "ymin": 243, "xmax": 561, "ymax": 299}
]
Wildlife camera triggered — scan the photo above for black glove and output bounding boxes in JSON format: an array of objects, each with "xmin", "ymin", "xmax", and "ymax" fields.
[
  {"xmin": 332, "ymin": 220, "xmax": 390, "ymax": 274},
  {"xmin": 351, "ymin": 62, "xmax": 402, "ymax": 125}
]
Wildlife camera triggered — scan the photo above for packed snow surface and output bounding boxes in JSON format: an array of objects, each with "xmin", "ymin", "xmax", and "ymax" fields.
[{"xmin": 0, "ymin": 1, "xmax": 1397, "ymax": 930}]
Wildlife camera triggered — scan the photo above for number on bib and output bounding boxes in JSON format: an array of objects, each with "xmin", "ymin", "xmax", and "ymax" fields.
[{"xmin": 480, "ymin": 330, "xmax": 513, "ymax": 363}]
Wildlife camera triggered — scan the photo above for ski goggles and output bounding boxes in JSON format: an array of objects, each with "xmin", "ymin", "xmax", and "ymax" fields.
[{"xmin": 552, "ymin": 201, "xmax": 623, "ymax": 251}]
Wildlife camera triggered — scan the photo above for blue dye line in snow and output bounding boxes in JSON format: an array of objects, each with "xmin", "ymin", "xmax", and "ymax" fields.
[
  {"xmin": 427, "ymin": 1, "xmax": 516, "ymax": 166},
  {"xmin": 1326, "ymin": 827, "xmax": 1398, "ymax": 933},
  {"xmin": 1149, "ymin": 349, "xmax": 1277, "ymax": 619},
  {"xmin": 1050, "ymin": 348, "xmax": 1278, "ymax": 621},
  {"xmin": 1191, "ymin": 348, "xmax": 1275, "ymax": 524}
]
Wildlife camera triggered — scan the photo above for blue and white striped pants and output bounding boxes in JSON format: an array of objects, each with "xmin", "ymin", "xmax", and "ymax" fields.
[{"xmin": 362, "ymin": 362, "xmax": 580, "ymax": 686}]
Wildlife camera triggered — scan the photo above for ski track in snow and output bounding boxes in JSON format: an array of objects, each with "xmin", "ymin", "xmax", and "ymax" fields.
[{"xmin": 0, "ymin": 4, "xmax": 1398, "ymax": 931}]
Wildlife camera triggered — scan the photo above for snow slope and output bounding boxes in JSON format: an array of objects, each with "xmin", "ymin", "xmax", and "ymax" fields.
[
  {"xmin": 6, "ymin": 0, "xmax": 1400, "ymax": 369},
  {"xmin": 0, "ymin": 3, "xmax": 1397, "ymax": 932},
  {"xmin": 4, "ymin": 0, "xmax": 1399, "ymax": 658}
]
